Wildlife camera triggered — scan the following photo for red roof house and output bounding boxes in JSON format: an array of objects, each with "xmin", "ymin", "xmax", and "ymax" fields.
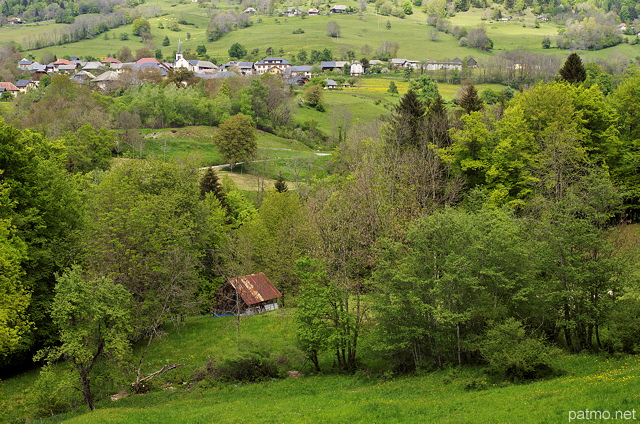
[{"xmin": 214, "ymin": 273, "xmax": 282, "ymax": 315}]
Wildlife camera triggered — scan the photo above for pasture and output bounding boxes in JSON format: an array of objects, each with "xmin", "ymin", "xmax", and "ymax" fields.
[
  {"xmin": 3, "ymin": 310, "xmax": 639, "ymax": 423},
  {"xmin": 4, "ymin": 0, "xmax": 638, "ymax": 65}
]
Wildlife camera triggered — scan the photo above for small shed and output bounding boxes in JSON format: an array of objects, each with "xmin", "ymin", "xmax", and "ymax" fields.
[
  {"xmin": 324, "ymin": 79, "xmax": 337, "ymax": 89},
  {"xmin": 214, "ymin": 273, "xmax": 282, "ymax": 316}
]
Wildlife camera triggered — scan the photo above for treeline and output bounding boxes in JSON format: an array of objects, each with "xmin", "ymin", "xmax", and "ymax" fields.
[
  {"xmin": 0, "ymin": 0, "xmax": 143, "ymax": 24},
  {"xmin": 19, "ymin": 5, "xmax": 161, "ymax": 50}
]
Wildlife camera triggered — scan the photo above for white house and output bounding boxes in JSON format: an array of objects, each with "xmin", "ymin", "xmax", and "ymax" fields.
[{"xmin": 350, "ymin": 61, "xmax": 364, "ymax": 76}]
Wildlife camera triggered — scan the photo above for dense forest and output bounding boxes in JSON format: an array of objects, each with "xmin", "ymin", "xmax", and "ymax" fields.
[{"xmin": 1, "ymin": 51, "xmax": 640, "ymax": 417}]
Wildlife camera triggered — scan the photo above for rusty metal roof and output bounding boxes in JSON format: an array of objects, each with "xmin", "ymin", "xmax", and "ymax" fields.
[{"xmin": 228, "ymin": 273, "xmax": 282, "ymax": 306}]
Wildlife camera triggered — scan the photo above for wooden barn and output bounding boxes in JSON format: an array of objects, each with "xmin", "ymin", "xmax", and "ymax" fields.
[{"xmin": 214, "ymin": 273, "xmax": 282, "ymax": 316}]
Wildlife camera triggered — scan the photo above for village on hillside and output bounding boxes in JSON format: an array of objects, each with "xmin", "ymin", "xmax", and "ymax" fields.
[{"xmin": 2, "ymin": 41, "xmax": 479, "ymax": 95}]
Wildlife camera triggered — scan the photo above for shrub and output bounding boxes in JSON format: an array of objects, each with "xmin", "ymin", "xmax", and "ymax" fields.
[
  {"xmin": 195, "ymin": 351, "xmax": 282, "ymax": 383},
  {"xmin": 27, "ymin": 365, "xmax": 82, "ymax": 419},
  {"xmin": 605, "ymin": 296, "xmax": 640, "ymax": 353},
  {"xmin": 479, "ymin": 318, "xmax": 562, "ymax": 382}
]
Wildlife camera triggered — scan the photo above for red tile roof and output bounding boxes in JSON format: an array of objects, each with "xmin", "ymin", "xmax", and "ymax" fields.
[
  {"xmin": 53, "ymin": 58, "xmax": 73, "ymax": 65},
  {"xmin": 0, "ymin": 82, "xmax": 19, "ymax": 91},
  {"xmin": 136, "ymin": 57, "xmax": 160, "ymax": 64},
  {"xmin": 228, "ymin": 273, "xmax": 282, "ymax": 305}
]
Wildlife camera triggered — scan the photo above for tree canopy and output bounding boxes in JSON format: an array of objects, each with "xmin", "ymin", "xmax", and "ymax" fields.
[{"xmin": 214, "ymin": 114, "xmax": 257, "ymax": 169}]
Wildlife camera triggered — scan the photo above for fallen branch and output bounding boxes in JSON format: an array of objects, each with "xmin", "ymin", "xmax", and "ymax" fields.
[{"xmin": 131, "ymin": 363, "xmax": 180, "ymax": 393}]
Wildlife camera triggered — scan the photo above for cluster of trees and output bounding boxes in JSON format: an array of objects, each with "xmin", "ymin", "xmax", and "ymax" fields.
[
  {"xmin": 19, "ymin": 5, "xmax": 161, "ymax": 50},
  {"xmin": 426, "ymin": 16, "xmax": 494, "ymax": 51},
  {"xmin": 0, "ymin": 0, "xmax": 140, "ymax": 24},
  {"xmin": 292, "ymin": 57, "xmax": 640, "ymax": 374},
  {"xmin": 0, "ymin": 115, "xmax": 258, "ymax": 409},
  {"xmin": 206, "ymin": 11, "xmax": 251, "ymax": 42},
  {"xmin": 556, "ymin": 11, "xmax": 622, "ymax": 50},
  {"xmin": 7, "ymin": 72, "xmax": 294, "ymax": 137}
]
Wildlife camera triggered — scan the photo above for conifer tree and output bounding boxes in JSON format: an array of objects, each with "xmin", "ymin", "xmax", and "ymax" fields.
[
  {"xmin": 559, "ymin": 53, "xmax": 586, "ymax": 84},
  {"xmin": 200, "ymin": 167, "xmax": 228, "ymax": 212},
  {"xmin": 391, "ymin": 90, "xmax": 427, "ymax": 147},
  {"xmin": 274, "ymin": 172, "xmax": 288, "ymax": 193},
  {"xmin": 426, "ymin": 93, "xmax": 452, "ymax": 147},
  {"xmin": 458, "ymin": 84, "xmax": 484, "ymax": 114}
]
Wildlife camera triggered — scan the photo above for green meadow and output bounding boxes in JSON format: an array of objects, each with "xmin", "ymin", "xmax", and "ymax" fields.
[
  {"xmin": 140, "ymin": 126, "xmax": 321, "ymax": 166},
  {"xmin": 4, "ymin": 0, "xmax": 639, "ymax": 64},
  {"xmin": 130, "ymin": 125, "xmax": 329, "ymax": 188},
  {"xmin": 3, "ymin": 310, "xmax": 639, "ymax": 424}
]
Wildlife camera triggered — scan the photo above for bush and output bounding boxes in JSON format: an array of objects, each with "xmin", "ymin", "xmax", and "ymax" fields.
[
  {"xmin": 195, "ymin": 351, "xmax": 282, "ymax": 383},
  {"xmin": 605, "ymin": 296, "xmax": 640, "ymax": 353},
  {"xmin": 479, "ymin": 318, "xmax": 562, "ymax": 382},
  {"xmin": 27, "ymin": 365, "xmax": 82, "ymax": 419}
]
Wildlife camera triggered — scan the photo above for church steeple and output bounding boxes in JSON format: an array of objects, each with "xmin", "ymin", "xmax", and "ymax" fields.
[{"xmin": 176, "ymin": 39, "xmax": 183, "ymax": 62}]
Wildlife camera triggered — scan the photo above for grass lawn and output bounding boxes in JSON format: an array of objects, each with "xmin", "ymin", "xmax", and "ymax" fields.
[
  {"xmin": 138, "ymin": 125, "xmax": 319, "ymax": 166},
  {"xmin": 3, "ymin": 310, "xmax": 639, "ymax": 423},
  {"xmin": 128, "ymin": 125, "xmax": 329, "ymax": 189}
]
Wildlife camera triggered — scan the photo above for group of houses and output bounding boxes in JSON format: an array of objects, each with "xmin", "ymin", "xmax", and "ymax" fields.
[
  {"xmin": 5, "ymin": 44, "xmax": 480, "ymax": 95},
  {"xmin": 390, "ymin": 57, "xmax": 479, "ymax": 71},
  {"xmin": 243, "ymin": 4, "xmax": 346, "ymax": 15}
]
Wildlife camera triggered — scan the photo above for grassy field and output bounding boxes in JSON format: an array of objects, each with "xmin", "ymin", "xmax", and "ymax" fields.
[
  {"xmin": 292, "ymin": 77, "xmax": 507, "ymax": 134},
  {"xmin": 131, "ymin": 125, "xmax": 329, "ymax": 188},
  {"xmin": 5, "ymin": 0, "xmax": 639, "ymax": 65},
  {"xmin": 2, "ymin": 310, "xmax": 639, "ymax": 423},
  {"xmin": 140, "ymin": 126, "xmax": 320, "ymax": 166}
]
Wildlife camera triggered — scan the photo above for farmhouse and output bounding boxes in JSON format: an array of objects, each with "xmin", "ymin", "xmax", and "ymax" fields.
[
  {"xmin": 91, "ymin": 70, "xmax": 120, "ymax": 91},
  {"xmin": 285, "ymin": 65, "xmax": 313, "ymax": 77},
  {"xmin": 330, "ymin": 4, "xmax": 347, "ymax": 13},
  {"xmin": 350, "ymin": 61, "xmax": 364, "ymax": 76},
  {"xmin": 17, "ymin": 58, "xmax": 32, "ymax": 70},
  {"xmin": 0, "ymin": 82, "xmax": 20, "ymax": 96},
  {"xmin": 214, "ymin": 272, "xmax": 282, "ymax": 315},
  {"xmin": 14, "ymin": 79, "xmax": 36, "ymax": 92},
  {"xmin": 321, "ymin": 61, "xmax": 349, "ymax": 72},
  {"xmin": 219, "ymin": 61, "xmax": 254, "ymax": 75},
  {"xmin": 254, "ymin": 57, "xmax": 291, "ymax": 75},
  {"xmin": 390, "ymin": 58, "xmax": 409, "ymax": 68}
]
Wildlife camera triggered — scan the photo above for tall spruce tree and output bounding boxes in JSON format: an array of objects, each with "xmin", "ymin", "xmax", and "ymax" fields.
[
  {"xmin": 274, "ymin": 172, "xmax": 288, "ymax": 193},
  {"xmin": 458, "ymin": 84, "xmax": 484, "ymax": 114},
  {"xmin": 426, "ymin": 93, "xmax": 452, "ymax": 147},
  {"xmin": 559, "ymin": 53, "xmax": 586, "ymax": 84},
  {"xmin": 200, "ymin": 167, "xmax": 229, "ymax": 212},
  {"xmin": 390, "ymin": 90, "xmax": 426, "ymax": 147}
]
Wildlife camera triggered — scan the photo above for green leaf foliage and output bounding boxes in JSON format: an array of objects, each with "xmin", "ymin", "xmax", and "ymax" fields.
[
  {"xmin": 479, "ymin": 318, "xmax": 562, "ymax": 382},
  {"xmin": 214, "ymin": 114, "xmax": 257, "ymax": 169},
  {"xmin": 45, "ymin": 266, "xmax": 132, "ymax": 410}
]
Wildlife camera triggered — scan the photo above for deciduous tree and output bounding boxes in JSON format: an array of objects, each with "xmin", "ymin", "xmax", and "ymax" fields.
[
  {"xmin": 214, "ymin": 114, "xmax": 257, "ymax": 169},
  {"xmin": 326, "ymin": 21, "xmax": 341, "ymax": 37},
  {"xmin": 228, "ymin": 43, "xmax": 247, "ymax": 59},
  {"xmin": 41, "ymin": 266, "xmax": 132, "ymax": 411}
]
